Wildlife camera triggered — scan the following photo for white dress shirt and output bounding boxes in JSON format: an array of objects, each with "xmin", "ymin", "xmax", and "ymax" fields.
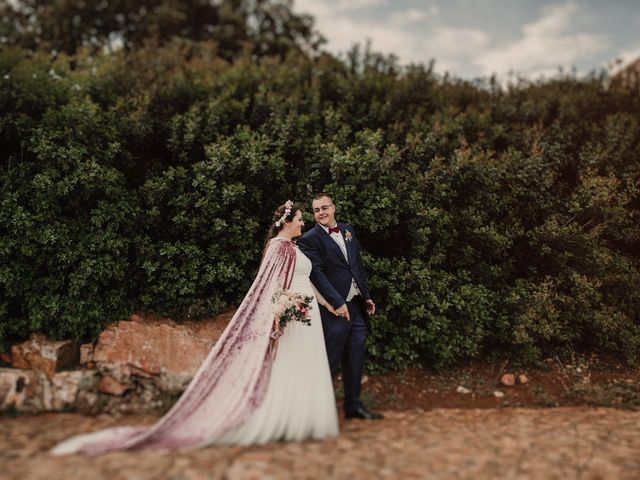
[{"xmin": 321, "ymin": 224, "xmax": 361, "ymax": 302}]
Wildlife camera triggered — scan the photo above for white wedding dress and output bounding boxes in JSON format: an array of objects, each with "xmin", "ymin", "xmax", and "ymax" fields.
[
  {"xmin": 189, "ymin": 242, "xmax": 339, "ymax": 446},
  {"xmin": 51, "ymin": 240, "xmax": 338, "ymax": 455}
]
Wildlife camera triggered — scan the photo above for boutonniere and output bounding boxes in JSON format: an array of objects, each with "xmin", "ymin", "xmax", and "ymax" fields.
[{"xmin": 344, "ymin": 230, "xmax": 353, "ymax": 242}]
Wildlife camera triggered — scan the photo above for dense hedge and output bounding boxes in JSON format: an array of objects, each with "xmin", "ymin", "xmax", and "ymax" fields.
[{"xmin": 1, "ymin": 42, "xmax": 639, "ymax": 370}]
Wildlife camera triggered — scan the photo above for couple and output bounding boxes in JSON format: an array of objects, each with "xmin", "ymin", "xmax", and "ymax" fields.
[{"xmin": 51, "ymin": 193, "xmax": 381, "ymax": 456}]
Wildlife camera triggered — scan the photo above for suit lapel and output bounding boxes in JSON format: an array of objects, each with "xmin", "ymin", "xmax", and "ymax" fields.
[
  {"xmin": 316, "ymin": 223, "xmax": 349, "ymax": 265},
  {"xmin": 340, "ymin": 223, "xmax": 356, "ymax": 265}
]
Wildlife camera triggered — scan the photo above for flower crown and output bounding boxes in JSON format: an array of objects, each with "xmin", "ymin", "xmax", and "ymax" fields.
[{"xmin": 274, "ymin": 200, "xmax": 294, "ymax": 227}]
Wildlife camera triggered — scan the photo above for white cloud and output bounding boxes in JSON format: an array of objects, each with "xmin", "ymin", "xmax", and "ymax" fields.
[
  {"xmin": 615, "ymin": 46, "xmax": 640, "ymax": 65},
  {"xmin": 608, "ymin": 45, "xmax": 640, "ymax": 75},
  {"xmin": 297, "ymin": 0, "xmax": 386, "ymax": 16},
  {"xmin": 295, "ymin": 0, "xmax": 624, "ymax": 79},
  {"xmin": 474, "ymin": 1, "xmax": 609, "ymax": 78},
  {"xmin": 390, "ymin": 6, "xmax": 438, "ymax": 26},
  {"xmin": 320, "ymin": 20, "xmax": 488, "ymax": 69},
  {"xmin": 312, "ymin": 15, "xmax": 417, "ymax": 58},
  {"xmin": 428, "ymin": 26, "xmax": 489, "ymax": 59},
  {"xmin": 295, "ymin": 0, "xmax": 333, "ymax": 18},
  {"xmin": 295, "ymin": 0, "xmax": 486, "ymax": 70},
  {"xmin": 336, "ymin": 0, "xmax": 388, "ymax": 10}
]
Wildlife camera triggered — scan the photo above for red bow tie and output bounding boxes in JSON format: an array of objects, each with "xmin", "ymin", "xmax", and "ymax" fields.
[{"xmin": 328, "ymin": 226, "xmax": 340, "ymax": 234}]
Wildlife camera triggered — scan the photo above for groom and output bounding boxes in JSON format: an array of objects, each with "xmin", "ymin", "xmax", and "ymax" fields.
[{"xmin": 298, "ymin": 193, "xmax": 383, "ymax": 420}]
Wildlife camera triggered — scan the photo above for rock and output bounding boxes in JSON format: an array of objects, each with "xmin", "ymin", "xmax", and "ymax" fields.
[
  {"xmin": 500, "ymin": 374, "xmax": 516, "ymax": 387},
  {"xmin": 97, "ymin": 375, "xmax": 128, "ymax": 396},
  {"xmin": 92, "ymin": 311, "xmax": 233, "ymax": 394},
  {"xmin": 79, "ymin": 343, "xmax": 94, "ymax": 366},
  {"xmin": 0, "ymin": 352, "xmax": 12, "ymax": 365},
  {"xmin": 1, "ymin": 311, "xmax": 236, "ymax": 413},
  {"xmin": 79, "ymin": 391, "xmax": 99, "ymax": 410},
  {"xmin": 493, "ymin": 391, "xmax": 505, "ymax": 398},
  {"xmin": 50, "ymin": 370, "xmax": 97, "ymax": 411},
  {"xmin": 100, "ymin": 380, "xmax": 167, "ymax": 415},
  {"xmin": 517, "ymin": 374, "xmax": 529, "ymax": 385},
  {"xmin": 10, "ymin": 334, "xmax": 80, "ymax": 379},
  {"xmin": 456, "ymin": 385, "xmax": 472, "ymax": 394},
  {"xmin": 0, "ymin": 367, "xmax": 50, "ymax": 412}
]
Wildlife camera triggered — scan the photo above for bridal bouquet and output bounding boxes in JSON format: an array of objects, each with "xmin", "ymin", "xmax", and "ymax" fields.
[{"xmin": 270, "ymin": 289, "xmax": 313, "ymax": 339}]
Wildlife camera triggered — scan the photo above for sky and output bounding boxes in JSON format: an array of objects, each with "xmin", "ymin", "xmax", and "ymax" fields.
[{"xmin": 292, "ymin": 0, "xmax": 640, "ymax": 80}]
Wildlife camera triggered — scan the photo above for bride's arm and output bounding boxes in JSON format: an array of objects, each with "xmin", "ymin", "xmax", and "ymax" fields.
[{"xmin": 311, "ymin": 284, "xmax": 339, "ymax": 316}]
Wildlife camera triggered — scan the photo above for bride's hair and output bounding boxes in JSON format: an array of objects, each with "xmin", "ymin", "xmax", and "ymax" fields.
[{"xmin": 264, "ymin": 201, "xmax": 301, "ymax": 246}]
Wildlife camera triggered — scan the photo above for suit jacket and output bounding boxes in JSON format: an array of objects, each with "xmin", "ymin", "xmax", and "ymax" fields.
[{"xmin": 298, "ymin": 222, "xmax": 371, "ymax": 309}]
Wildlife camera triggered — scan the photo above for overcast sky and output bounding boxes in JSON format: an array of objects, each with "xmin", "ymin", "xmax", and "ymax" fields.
[{"xmin": 293, "ymin": 0, "xmax": 640, "ymax": 80}]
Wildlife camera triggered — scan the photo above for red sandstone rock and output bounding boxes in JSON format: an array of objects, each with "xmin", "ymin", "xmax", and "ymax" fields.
[
  {"xmin": 456, "ymin": 385, "xmax": 472, "ymax": 394},
  {"xmin": 79, "ymin": 343, "xmax": 94, "ymax": 367},
  {"xmin": 10, "ymin": 334, "xmax": 79, "ymax": 379},
  {"xmin": 500, "ymin": 373, "xmax": 516, "ymax": 387},
  {"xmin": 92, "ymin": 311, "xmax": 234, "ymax": 393},
  {"xmin": 0, "ymin": 367, "xmax": 49, "ymax": 412},
  {"xmin": 98, "ymin": 375, "xmax": 128, "ymax": 396},
  {"xmin": 51, "ymin": 370, "xmax": 98, "ymax": 410},
  {"xmin": 0, "ymin": 352, "xmax": 12, "ymax": 364}
]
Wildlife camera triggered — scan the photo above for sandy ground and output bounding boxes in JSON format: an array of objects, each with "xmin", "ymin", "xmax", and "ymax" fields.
[{"xmin": 2, "ymin": 407, "xmax": 639, "ymax": 479}]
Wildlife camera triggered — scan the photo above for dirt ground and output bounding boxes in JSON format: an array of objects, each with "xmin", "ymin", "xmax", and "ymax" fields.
[
  {"xmin": 2, "ymin": 358, "xmax": 639, "ymax": 480},
  {"xmin": 361, "ymin": 355, "xmax": 640, "ymax": 412}
]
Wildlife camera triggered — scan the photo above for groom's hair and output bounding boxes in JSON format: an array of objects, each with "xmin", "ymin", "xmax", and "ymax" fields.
[{"xmin": 312, "ymin": 193, "xmax": 333, "ymax": 203}]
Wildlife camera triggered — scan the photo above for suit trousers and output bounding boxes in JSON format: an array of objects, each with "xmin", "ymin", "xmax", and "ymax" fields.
[{"xmin": 322, "ymin": 296, "xmax": 367, "ymax": 413}]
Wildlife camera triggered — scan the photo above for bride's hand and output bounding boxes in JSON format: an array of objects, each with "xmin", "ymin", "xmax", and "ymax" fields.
[
  {"xmin": 270, "ymin": 316, "xmax": 281, "ymax": 339},
  {"xmin": 325, "ymin": 303, "xmax": 350, "ymax": 321},
  {"xmin": 324, "ymin": 303, "xmax": 339, "ymax": 316},
  {"xmin": 334, "ymin": 304, "xmax": 350, "ymax": 321}
]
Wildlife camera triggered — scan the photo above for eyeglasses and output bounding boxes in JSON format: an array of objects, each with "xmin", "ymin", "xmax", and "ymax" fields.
[{"xmin": 312, "ymin": 204, "xmax": 334, "ymax": 213}]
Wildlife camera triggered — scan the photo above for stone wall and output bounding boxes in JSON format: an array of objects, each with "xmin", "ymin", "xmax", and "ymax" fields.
[{"xmin": 0, "ymin": 311, "xmax": 234, "ymax": 415}]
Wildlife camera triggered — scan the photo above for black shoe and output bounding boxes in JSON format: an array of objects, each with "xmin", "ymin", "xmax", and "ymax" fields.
[{"xmin": 345, "ymin": 407, "xmax": 384, "ymax": 420}]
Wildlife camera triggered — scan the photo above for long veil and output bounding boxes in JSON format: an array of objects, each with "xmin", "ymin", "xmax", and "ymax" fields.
[{"xmin": 51, "ymin": 238, "xmax": 297, "ymax": 456}]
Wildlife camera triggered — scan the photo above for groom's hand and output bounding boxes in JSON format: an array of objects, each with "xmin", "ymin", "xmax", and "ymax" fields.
[
  {"xmin": 365, "ymin": 299, "xmax": 376, "ymax": 315},
  {"xmin": 336, "ymin": 304, "xmax": 350, "ymax": 321},
  {"xmin": 324, "ymin": 303, "xmax": 338, "ymax": 316}
]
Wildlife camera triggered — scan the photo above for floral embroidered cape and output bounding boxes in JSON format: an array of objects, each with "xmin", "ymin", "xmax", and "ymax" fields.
[{"xmin": 51, "ymin": 238, "xmax": 297, "ymax": 456}]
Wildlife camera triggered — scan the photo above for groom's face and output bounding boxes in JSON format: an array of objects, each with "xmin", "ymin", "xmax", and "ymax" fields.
[{"xmin": 312, "ymin": 196, "xmax": 336, "ymax": 227}]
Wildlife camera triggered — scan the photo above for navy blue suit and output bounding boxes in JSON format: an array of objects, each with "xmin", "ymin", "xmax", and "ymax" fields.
[{"xmin": 298, "ymin": 222, "xmax": 371, "ymax": 414}]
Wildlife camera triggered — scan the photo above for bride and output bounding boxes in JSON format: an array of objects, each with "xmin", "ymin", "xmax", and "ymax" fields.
[{"xmin": 51, "ymin": 201, "xmax": 339, "ymax": 456}]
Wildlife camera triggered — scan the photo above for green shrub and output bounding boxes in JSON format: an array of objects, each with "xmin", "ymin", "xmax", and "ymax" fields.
[{"xmin": 1, "ymin": 44, "xmax": 639, "ymax": 370}]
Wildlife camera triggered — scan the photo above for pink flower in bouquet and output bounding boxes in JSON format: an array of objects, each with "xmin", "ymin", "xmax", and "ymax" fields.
[{"xmin": 271, "ymin": 289, "xmax": 314, "ymax": 335}]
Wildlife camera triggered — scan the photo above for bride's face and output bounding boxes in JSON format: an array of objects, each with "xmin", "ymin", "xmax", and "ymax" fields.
[{"xmin": 284, "ymin": 210, "xmax": 305, "ymax": 238}]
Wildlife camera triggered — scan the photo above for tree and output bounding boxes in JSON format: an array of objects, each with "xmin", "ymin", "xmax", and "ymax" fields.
[{"xmin": 0, "ymin": 0, "xmax": 323, "ymax": 61}]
